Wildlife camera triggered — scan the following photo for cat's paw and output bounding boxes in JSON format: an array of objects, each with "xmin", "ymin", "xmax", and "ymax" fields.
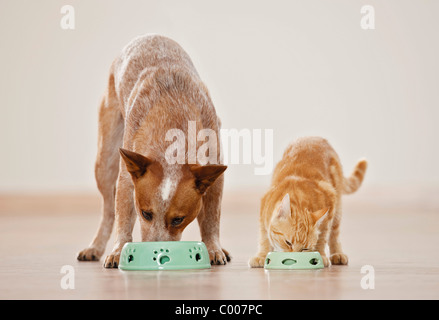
[
  {"xmin": 330, "ymin": 253, "xmax": 348, "ymax": 265},
  {"xmin": 321, "ymin": 255, "xmax": 330, "ymax": 267},
  {"xmin": 248, "ymin": 256, "xmax": 266, "ymax": 268}
]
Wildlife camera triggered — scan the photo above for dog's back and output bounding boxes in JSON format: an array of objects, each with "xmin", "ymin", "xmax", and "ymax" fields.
[
  {"xmin": 108, "ymin": 34, "xmax": 220, "ymax": 161},
  {"xmin": 113, "ymin": 34, "xmax": 198, "ymax": 107}
]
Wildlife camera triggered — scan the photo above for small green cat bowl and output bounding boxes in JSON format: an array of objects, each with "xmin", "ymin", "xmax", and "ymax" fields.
[
  {"xmin": 264, "ymin": 251, "xmax": 324, "ymax": 270},
  {"xmin": 119, "ymin": 241, "xmax": 211, "ymax": 271}
]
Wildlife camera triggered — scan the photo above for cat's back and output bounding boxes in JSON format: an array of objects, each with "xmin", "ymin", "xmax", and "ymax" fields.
[
  {"xmin": 283, "ymin": 136, "xmax": 334, "ymax": 159},
  {"xmin": 272, "ymin": 136, "xmax": 340, "ymax": 183}
]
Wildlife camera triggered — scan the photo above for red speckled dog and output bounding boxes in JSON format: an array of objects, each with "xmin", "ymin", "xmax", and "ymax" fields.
[{"xmin": 77, "ymin": 34, "xmax": 229, "ymax": 268}]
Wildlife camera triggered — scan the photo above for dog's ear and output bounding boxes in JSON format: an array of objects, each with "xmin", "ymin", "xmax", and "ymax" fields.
[
  {"xmin": 119, "ymin": 148, "xmax": 154, "ymax": 179},
  {"xmin": 189, "ymin": 164, "xmax": 227, "ymax": 194}
]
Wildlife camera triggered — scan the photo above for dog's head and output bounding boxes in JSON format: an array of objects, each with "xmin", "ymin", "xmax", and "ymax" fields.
[{"xmin": 119, "ymin": 148, "xmax": 227, "ymax": 241}]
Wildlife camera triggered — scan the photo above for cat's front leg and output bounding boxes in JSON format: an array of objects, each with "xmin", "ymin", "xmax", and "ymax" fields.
[
  {"xmin": 315, "ymin": 217, "xmax": 331, "ymax": 267},
  {"xmin": 249, "ymin": 225, "xmax": 271, "ymax": 268},
  {"xmin": 318, "ymin": 251, "xmax": 330, "ymax": 267},
  {"xmin": 249, "ymin": 238, "xmax": 271, "ymax": 267},
  {"xmin": 249, "ymin": 254, "xmax": 268, "ymax": 268},
  {"xmin": 328, "ymin": 206, "xmax": 348, "ymax": 265}
]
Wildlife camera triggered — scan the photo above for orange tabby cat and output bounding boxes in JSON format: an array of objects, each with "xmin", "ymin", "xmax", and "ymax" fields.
[{"xmin": 249, "ymin": 137, "xmax": 367, "ymax": 267}]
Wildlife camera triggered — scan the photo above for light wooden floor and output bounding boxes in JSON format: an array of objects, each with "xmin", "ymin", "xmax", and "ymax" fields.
[{"xmin": 0, "ymin": 186, "xmax": 438, "ymax": 299}]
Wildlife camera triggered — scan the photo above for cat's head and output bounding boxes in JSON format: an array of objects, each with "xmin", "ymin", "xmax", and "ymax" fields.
[{"xmin": 268, "ymin": 193, "xmax": 328, "ymax": 252}]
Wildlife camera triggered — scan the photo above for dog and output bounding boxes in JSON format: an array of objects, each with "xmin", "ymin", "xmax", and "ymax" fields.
[{"xmin": 77, "ymin": 34, "xmax": 230, "ymax": 268}]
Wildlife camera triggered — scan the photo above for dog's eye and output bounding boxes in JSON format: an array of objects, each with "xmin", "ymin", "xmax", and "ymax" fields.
[
  {"xmin": 142, "ymin": 210, "xmax": 153, "ymax": 221},
  {"xmin": 285, "ymin": 240, "xmax": 292, "ymax": 247},
  {"xmin": 171, "ymin": 217, "xmax": 184, "ymax": 227}
]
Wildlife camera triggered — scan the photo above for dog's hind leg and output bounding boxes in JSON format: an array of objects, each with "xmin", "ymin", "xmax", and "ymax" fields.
[{"xmin": 77, "ymin": 71, "xmax": 124, "ymax": 262}]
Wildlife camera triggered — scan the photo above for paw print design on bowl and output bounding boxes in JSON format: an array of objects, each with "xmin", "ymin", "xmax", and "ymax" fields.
[
  {"xmin": 119, "ymin": 241, "xmax": 211, "ymax": 271},
  {"xmin": 152, "ymin": 248, "xmax": 171, "ymax": 265},
  {"xmin": 188, "ymin": 245, "xmax": 204, "ymax": 262}
]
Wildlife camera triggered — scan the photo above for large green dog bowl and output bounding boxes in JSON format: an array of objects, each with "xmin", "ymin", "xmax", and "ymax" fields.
[
  {"xmin": 119, "ymin": 241, "xmax": 211, "ymax": 271},
  {"xmin": 264, "ymin": 251, "xmax": 324, "ymax": 270}
]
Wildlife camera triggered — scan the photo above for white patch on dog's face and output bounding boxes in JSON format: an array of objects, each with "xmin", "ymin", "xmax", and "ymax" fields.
[
  {"xmin": 161, "ymin": 177, "xmax": 173, "ymax": 201},
  {"xmin": 139, "ymin": 165, "xmax": 185, "ymax": 242},
  {"xmin": 157, "ymin": 164, "xmax": 182, "ymax": 209}
]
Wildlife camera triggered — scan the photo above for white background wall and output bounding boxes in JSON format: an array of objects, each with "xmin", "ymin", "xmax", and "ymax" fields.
[{"xmin": 0, "ymin": 0, "xmax": 438, "ymax": 192}]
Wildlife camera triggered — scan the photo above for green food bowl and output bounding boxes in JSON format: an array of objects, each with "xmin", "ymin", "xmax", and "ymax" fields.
[
  {"xmin": 118, "ymin": 241, "xmax": 211, "ymax": 271},
  {"xmin": 264, "ymin": 251, "xmax": 324, "ymax": 270}
]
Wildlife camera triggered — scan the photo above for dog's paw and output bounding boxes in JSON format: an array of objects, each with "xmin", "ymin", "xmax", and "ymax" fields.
[
  {"xmin": 248, "ymin": 256, "xmax": 265, "ymax": 268},
  {"xmin": 77, "ymin": 247, "xmax": 103, "ymax": 261},
  {"xmin": 103, "ymin": 252, "xmax": 121, "ymax": 268},
  {"xmin": 207, "ymin": 246, "xmax": 231, "ymax": 265},
  {"xmin": 330, "ymin": 253, "xmax": 348, "ymax": 265}
]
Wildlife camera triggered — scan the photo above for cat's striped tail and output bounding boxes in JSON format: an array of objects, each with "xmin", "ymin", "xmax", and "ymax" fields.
[{"xmin": 343, "ymin": 159, "xmax": 368, "ymax": 194}]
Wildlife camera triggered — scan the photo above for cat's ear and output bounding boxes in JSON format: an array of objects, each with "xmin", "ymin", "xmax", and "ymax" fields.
[
  {"xmin": 311, "ymin": 208, "xmax": 329, "ymax": 226},
  {"xmin": 277, "ymin": 193, "xmax": 292, "ymax": 219}
]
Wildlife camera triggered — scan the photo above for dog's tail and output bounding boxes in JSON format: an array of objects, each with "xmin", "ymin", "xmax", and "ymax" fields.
[{"xmin": 343, "ymin": 159, "xmax": 368, "ymax": 195}]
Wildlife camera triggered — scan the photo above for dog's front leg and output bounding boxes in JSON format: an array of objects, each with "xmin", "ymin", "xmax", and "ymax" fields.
[
  {"xmin": 103, "ymin": 173, "xmax": 136, "ymax": 268},
  {"xmin": 197, "ymin": 175, "xmax": 231, "ymax": 265}
]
